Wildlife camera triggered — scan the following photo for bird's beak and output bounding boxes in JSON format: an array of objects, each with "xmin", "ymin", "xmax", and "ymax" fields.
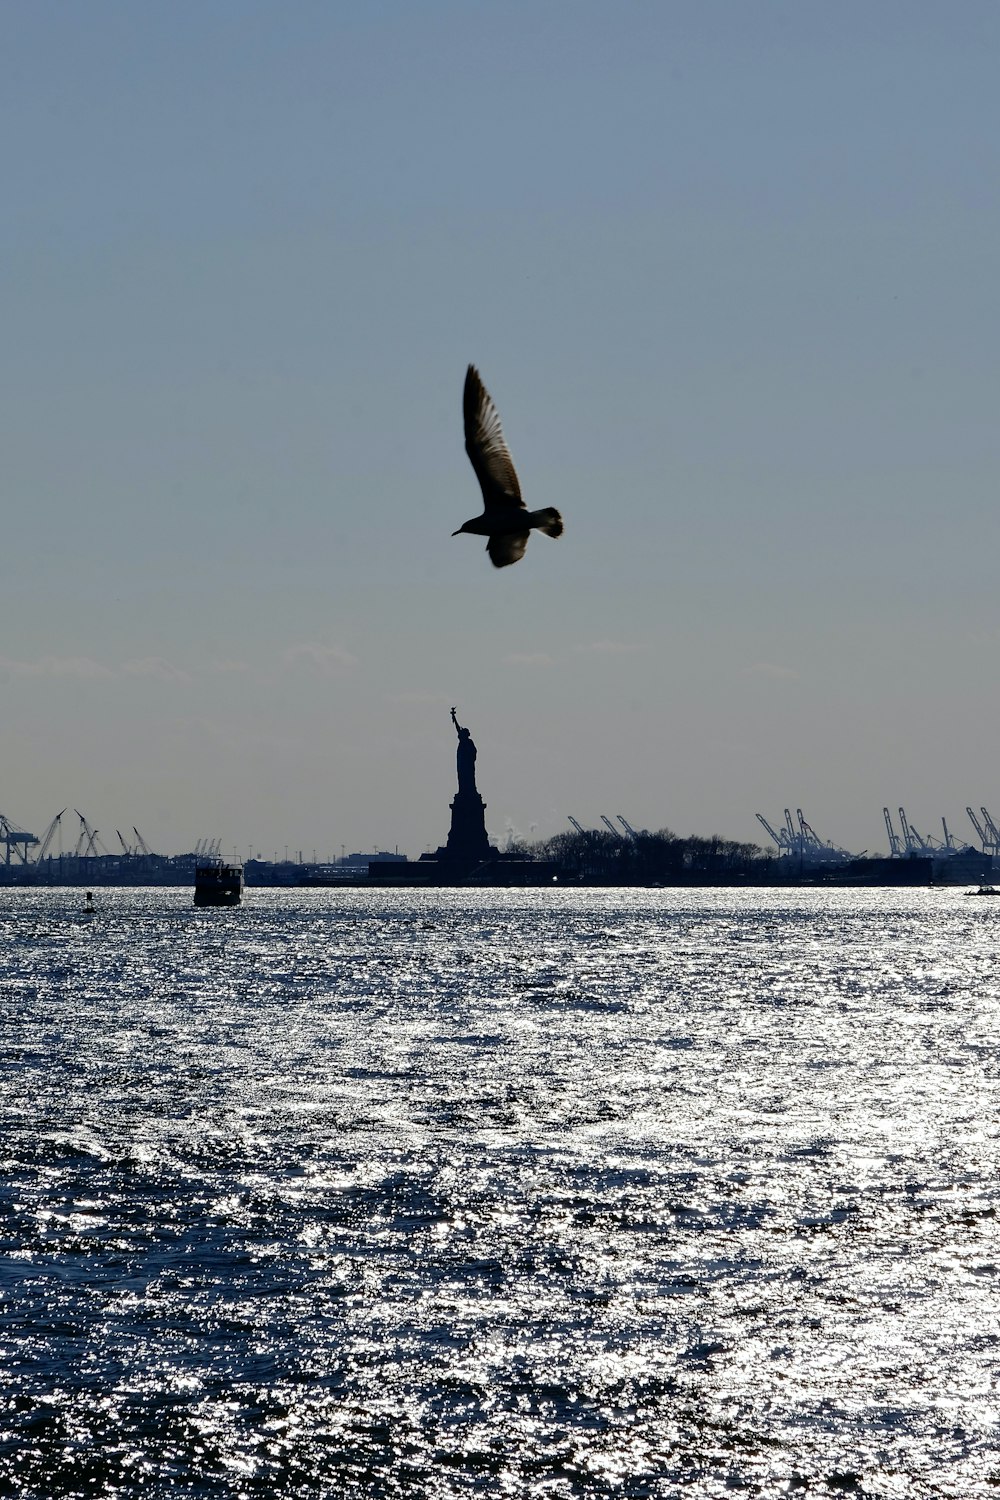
[{"xmin": 451, "ymin": 528, "xmax": 462, "ymax": 536}]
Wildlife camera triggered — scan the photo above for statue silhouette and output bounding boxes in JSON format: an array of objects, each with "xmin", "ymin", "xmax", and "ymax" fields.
[
  {"xmin": 442, "ymin": 707, "xmax": 495, "ymax": 866},
  {"xmin": 451, "ymin": 707, "xmax": 478, "ymax": 797}
]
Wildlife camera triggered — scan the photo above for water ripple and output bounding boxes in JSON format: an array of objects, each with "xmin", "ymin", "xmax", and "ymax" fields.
[{"xmin": 1, "ymin": 887, "xmax": 998, "ymax": 1496}]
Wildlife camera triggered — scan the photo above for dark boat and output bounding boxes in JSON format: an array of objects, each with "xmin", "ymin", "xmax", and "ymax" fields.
[{"xmin": 194, "ymin": 860, "xmax": 244, "ymax": 906}]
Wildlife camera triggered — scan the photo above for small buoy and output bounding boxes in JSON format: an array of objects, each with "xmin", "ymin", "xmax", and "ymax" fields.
[{"xmin": 84, "ymin": 891, "xmax": 95, "ymax": 913}]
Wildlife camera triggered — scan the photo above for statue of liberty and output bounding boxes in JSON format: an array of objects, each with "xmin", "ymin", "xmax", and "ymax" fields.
[
  {"xmin": 442, "ymin": 707, "xmax": 493, "ymax": 865},
  {"xmin": 451, "ymin": 707, "xmax": 479, "ymax": 797}
]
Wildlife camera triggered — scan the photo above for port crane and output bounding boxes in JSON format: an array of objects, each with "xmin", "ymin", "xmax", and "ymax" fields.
[
  {"xmin": 980, "ymin": 808, "xmax": 1000, "ymax": 855},
  {"xmin": 784, "ymin": 809, "xmax": 797, "ymax": 850},
  {"xmin": 756, "ymin": 813, "xmax": 790, "ymax": 854},
  {"xmin": 756, "ymin": 808, "xmax": 849, "ymax": 862},
  {"xmin": 897, "ymin": 808, "xmax": 932, "ymax": 856},
  {"xmin": 34, "ymin": 809, "xmax": 66, "ymax": 863},
  {"xmin": 756, "ymin": 810, "xmax": 807, "ymax": 855},
  {"xmin": 787, "ymin": 809, "xmax": 823, "ymax": 857},
  {"xmin": 967, "ymin": 807, "xmax": 996, "ymax": 855},
  {"xmin": 0, "ymin": 812, "xmax": 39, "ymax": 864},
  {"xmin": 898, "ymin": 808, "xmax": 917, "ymax": 854},
  {"xmin": 893, "ymin": 808, "xmax": 950, "ymax": 857},
  {"xmin": 796, "ymin": 810, "xmax": 829, "ymax": 852},
  {"xmin": 566, "ymin": 815, "xmax": 642, "ymax": 841},
  {"xmin": 74, "ymin": 811, "xmax": 109, "ymax": 859},
  {"xmin": 883, "ymin": 808, "xmax": 903, "ymax": 857}
]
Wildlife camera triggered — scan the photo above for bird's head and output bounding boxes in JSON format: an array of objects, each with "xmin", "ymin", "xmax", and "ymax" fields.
[{"xmin": 452, "ymin": 521, "xmax": 472, "ymax": 537}]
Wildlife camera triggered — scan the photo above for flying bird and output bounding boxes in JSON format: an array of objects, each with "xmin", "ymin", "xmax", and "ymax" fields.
[{"xmin": 453, "ymin": 364, "xmax": 563, "ymax": 568}]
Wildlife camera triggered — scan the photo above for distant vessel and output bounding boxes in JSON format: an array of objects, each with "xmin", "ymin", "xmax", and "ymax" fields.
[{"xmin": 194, "ymin": 860, "xmax": 244, "ymax": 906}]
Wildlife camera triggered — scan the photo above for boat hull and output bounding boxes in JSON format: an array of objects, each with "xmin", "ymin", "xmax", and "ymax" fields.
[{"xmin": 194, "ymin": 863, "xmax": 244, "ymax": 906}]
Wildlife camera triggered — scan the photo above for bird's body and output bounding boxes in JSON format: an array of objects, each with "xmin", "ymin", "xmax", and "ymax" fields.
[{"xmin": 454, "ymin": 364, "xmax": 563, "ymax": 568}]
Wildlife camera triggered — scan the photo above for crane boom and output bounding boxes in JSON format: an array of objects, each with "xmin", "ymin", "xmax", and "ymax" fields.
[
  {"xmin": 898, "ymin": 807, "xmax": 913, "ymax": 854},
  {"xmin": 981, "ymin": 808, "xmax": 1000, "ymax": 854},
  {"xmin": 74, "ymin": 810, "xmax": 108, "ymax": 859},
  {"xmin": 756, "ymin": 813, "xmax": 786, "ymax": 851},
  {"xmin": 884, "ymin": 808, "xmax": 903, "ymax": 857},
  {"xmin": 898, "ymin": 808, "xmax": 923, "ymax": 855},
  {"xmin": 967, "ymin": 807, "xmax": 990, "ymax": 851},
  {"xmin": 797, "ymin": 810, "xmax": 827, "ymax": 849},
  {"xmin": 901, "ymin": 809, "xmax": 938, "ymax": 855},
  {"xmin": 35, "ymin": 808, "xmax": 66, "ymax": 863},
  {"xmin": 74, "ymin": 811, "xmax": 90, "ymax": 858}
]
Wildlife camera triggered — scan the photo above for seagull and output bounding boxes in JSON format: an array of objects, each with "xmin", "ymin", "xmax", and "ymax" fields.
[{"xmin": 453, "ymin": 364, "xmax": 564, "ymax": 568}]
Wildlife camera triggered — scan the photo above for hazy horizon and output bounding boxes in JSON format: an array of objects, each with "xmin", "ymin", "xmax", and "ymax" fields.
[{"xmin": 3, "ymin": 2, "xmax": 998, "ymax": 862}]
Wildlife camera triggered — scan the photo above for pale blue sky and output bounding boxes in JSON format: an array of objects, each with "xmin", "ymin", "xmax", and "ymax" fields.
[{"xmin": 1, "ymin": 2, "xmax": 998, "ymax": 859}]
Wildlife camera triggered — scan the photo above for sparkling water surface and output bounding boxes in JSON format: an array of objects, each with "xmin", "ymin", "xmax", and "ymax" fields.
[{"xmin": 1, "ymin": 886, "xmax": 998, "ymax": 1498}]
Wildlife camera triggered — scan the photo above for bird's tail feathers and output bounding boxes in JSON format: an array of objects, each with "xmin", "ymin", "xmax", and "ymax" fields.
[{"xmin": 535, "ymin": 507, "xmax": 563, "ymax": 539}]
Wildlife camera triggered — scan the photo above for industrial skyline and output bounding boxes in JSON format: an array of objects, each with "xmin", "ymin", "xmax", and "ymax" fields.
[{"xmin": 4, "ymin": 799, "xmax": 1000, "ymax": 871}]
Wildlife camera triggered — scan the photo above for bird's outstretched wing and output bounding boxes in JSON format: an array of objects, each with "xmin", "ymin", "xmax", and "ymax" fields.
[
  {"xmin": 487, "ymin": 531, "xmax": 530, "ymax": 568},
  {"xmin": 464, "ymin": 365, "xmax": 525, "ymax": 513}
]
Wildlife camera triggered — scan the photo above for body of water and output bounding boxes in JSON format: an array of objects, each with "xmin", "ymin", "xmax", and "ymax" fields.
[{"xmin": 1, "ymin": 886, "xmax": 997, "ymax": 1497}]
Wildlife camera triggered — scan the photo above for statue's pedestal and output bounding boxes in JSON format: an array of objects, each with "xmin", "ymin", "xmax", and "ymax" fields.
[{"xmin": 441, "ymin": 790, "xmax": 496, "ymax": 867}]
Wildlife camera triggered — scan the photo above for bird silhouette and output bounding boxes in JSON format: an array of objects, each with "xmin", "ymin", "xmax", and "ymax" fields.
[{"xmin": 453, "ymin": 364, "xmax": 563, "ymax": 568}]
